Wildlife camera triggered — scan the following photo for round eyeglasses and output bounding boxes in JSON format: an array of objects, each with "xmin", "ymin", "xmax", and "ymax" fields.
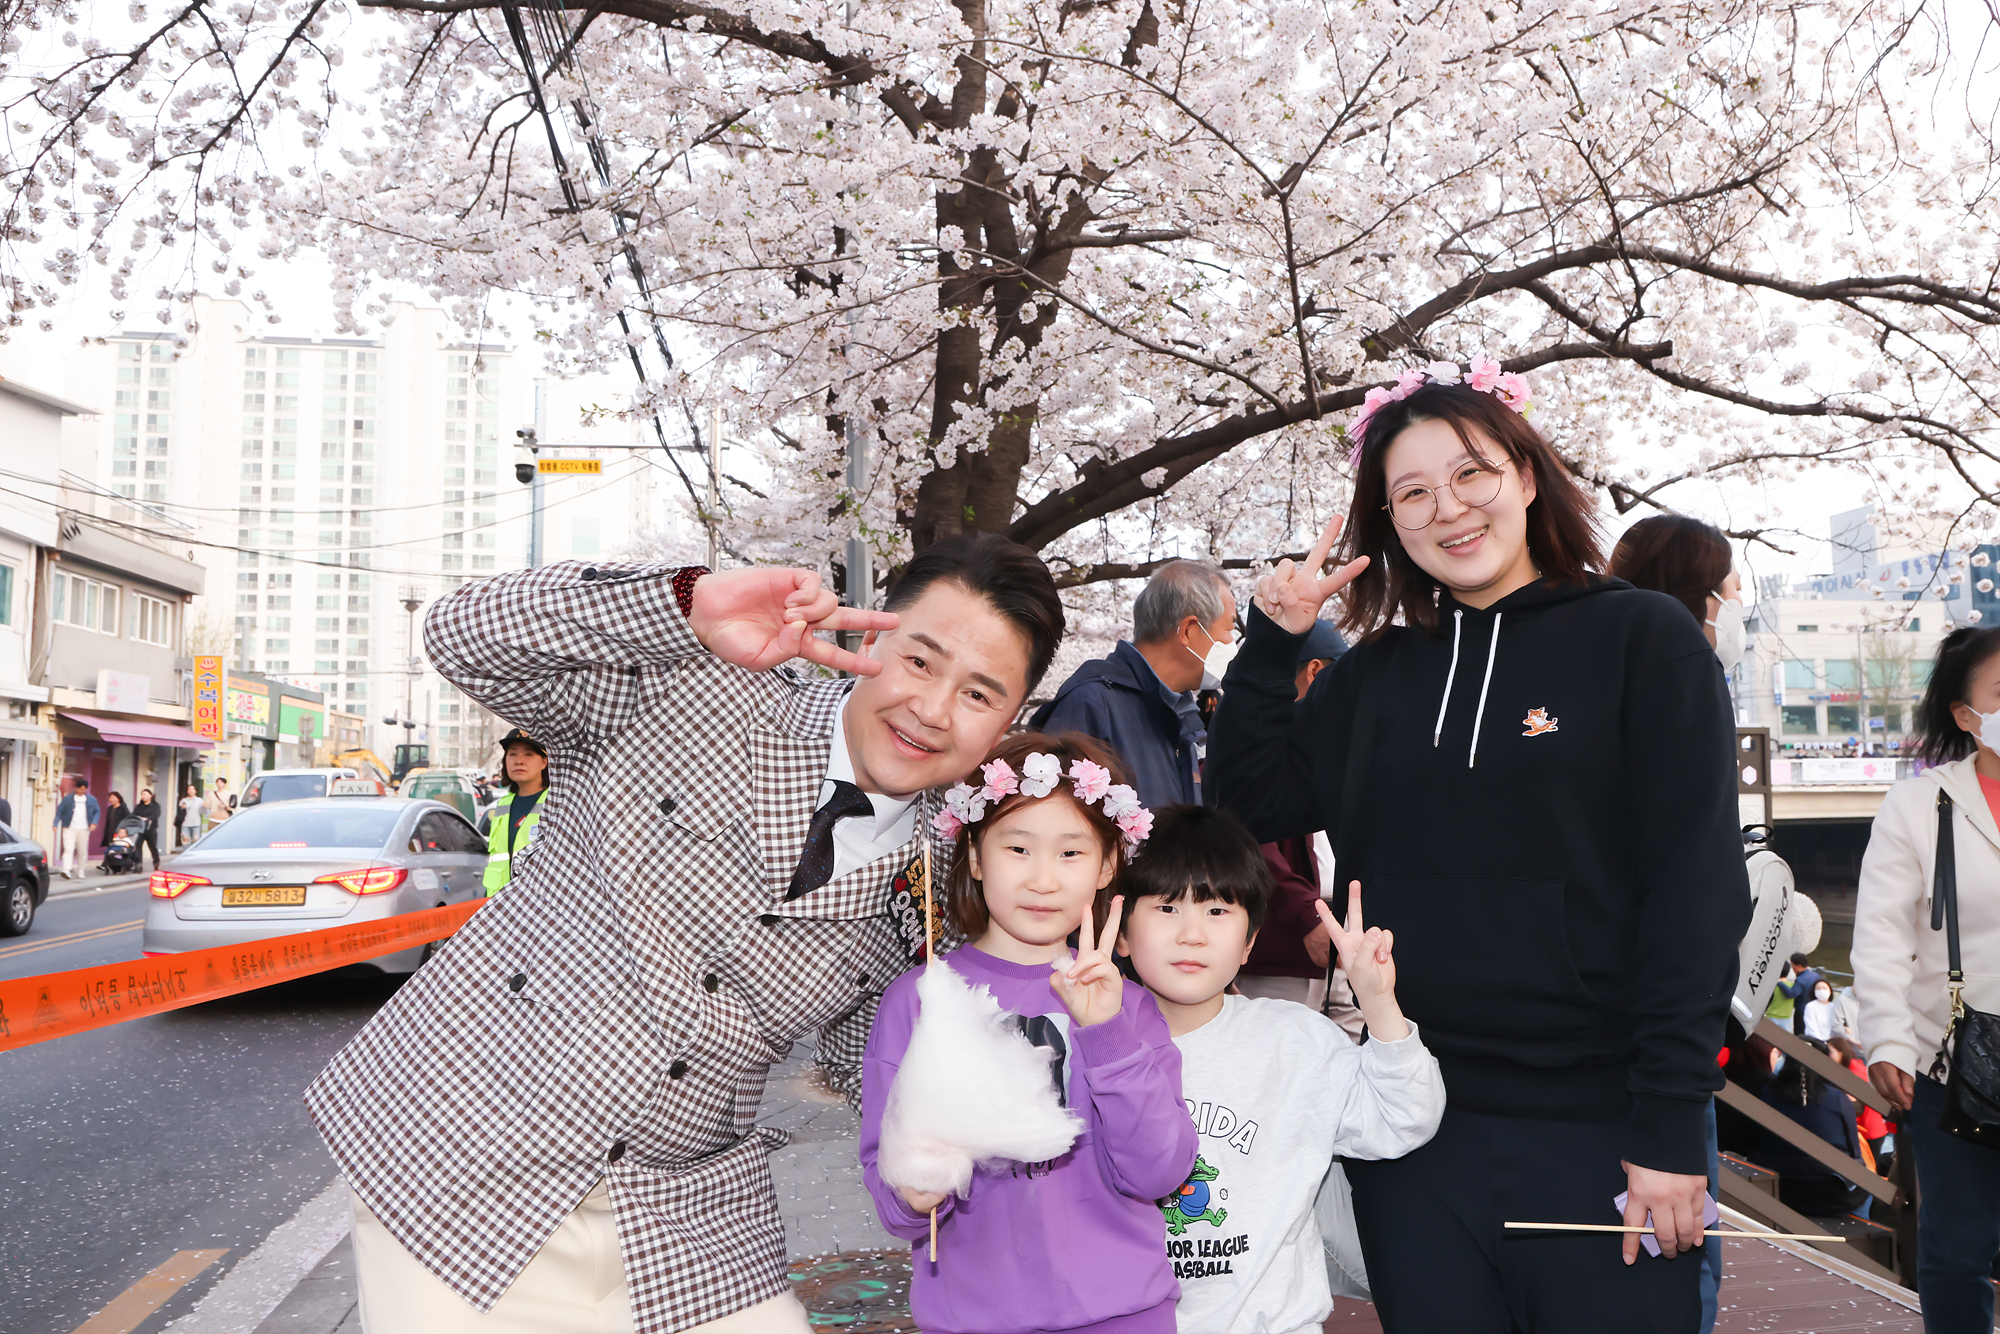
[{"xmin": 1383, "ymin": 458, "xmax": 1508, "ymax": 530}]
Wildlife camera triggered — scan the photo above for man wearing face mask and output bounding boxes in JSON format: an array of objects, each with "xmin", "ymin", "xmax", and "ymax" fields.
[{"xmin": 1031, "ymin": 560, "xmax": 1235, "ymax": 809}]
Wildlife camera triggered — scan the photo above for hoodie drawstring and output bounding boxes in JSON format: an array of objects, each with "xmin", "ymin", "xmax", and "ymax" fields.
[
  {"xmin": 1433, "ymin": 609, "xmax": 1502, "ymax": 768},
  {"xmin": 1468, "ymin": 613, "xmax": 1501, "ymax": 769},
  {"xmin": 1432, "ymin": 610, "xmax": 1463, "ymax": 749}
]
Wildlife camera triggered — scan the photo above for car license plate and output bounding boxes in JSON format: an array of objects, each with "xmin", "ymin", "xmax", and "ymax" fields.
[{"xmin": 221, "ymin": 885, "xmax": 307, "ymax": 907}]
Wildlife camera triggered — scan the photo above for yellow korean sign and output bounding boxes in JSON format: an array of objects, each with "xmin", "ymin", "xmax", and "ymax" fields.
[{"xmin": 538, "ymin": 458, "xmax": 602, "ymax": 474}]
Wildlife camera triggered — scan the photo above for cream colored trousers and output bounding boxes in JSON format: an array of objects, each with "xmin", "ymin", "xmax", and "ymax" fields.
[{"xmin": 350, "ymin": 1182, "xmax": 813, "ymax": 1334}]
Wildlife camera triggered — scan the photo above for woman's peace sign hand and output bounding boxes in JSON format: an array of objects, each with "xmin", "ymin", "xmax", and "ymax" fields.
[
  {"xmin": 1050, "ymin": 896, "xmax": 1126, "ymax": 1028},
  {"xmin": 1254, "ymin": 516, "xmax": 1371, "ymax": 634},
  {"xmin": 1313, "ymin": 881, "xmax": 1410, "ymax": 1041}
]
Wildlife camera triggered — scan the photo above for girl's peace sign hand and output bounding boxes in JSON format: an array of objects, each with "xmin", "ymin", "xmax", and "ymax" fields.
[
  {"xmin": 1050, "ymin": 896, "xmax": 1126, "ymax": 1028},
  {"xmin": 1253, "ymin": 516, "xmax": 1372, "ymax": 634},
  {"xmin": 1313, "ymin": 881, "xmax": 1410, "ymax": 1041}
]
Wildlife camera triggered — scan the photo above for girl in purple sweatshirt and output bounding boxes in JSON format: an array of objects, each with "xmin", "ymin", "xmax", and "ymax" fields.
[{"xmin": 861, "ymin": 731, "xmax": 1198, "ymax": 1334}]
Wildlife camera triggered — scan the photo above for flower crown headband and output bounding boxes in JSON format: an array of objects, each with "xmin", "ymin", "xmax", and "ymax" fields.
[
  {"xmin": 933, "ymin": 754, "xmax": 1155, "ymax": 853},
  {"xmin": 1346, "ymin": 357, "xmax": 1535, "ymax": 464}
]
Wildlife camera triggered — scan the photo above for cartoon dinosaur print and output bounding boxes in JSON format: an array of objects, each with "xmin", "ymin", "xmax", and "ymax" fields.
[
  {"xmin": 1162, "ymin": 1156, "xmax": 1228, "ymax": 1236},
  {"xmin": 1521, "ymin": 707, "xmax": 1559, "ymax": 737}
]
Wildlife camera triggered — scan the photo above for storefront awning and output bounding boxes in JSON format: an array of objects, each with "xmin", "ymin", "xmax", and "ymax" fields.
[{"xmin": 58, "ymin": 710, "xmax": 215, "ymax": 749}]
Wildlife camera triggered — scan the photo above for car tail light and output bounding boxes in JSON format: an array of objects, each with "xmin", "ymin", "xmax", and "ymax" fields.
[
  {"xmin": 313, "ymin": 866, "xmax": 408, "ymax": 895},
  {"xmin": 149, "ymin": 871, "xmax": 212, "ymax": 899}
]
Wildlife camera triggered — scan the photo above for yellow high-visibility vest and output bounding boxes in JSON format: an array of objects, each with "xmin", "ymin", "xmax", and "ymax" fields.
[{"xmin": 483, "ymin": 789, "xmax": 545, "ymax": 896}]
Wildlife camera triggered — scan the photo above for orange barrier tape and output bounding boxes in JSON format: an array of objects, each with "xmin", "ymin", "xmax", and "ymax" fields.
[{"xmin": 0, "ymin": 898, "xmax": 484, "ymax": 1054}]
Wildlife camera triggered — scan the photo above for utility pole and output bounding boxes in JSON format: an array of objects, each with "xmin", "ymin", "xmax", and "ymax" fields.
[
  {"xmin": 706, "ymin": 405, "xmax": 721, "ymax": 570},
  {"xmin": 529, "ymin": 379, "xmax": 548, "ymax": 567},
  {"xmin": 400, "ymin": 585, "xmax": 425, "ymax": 760}
]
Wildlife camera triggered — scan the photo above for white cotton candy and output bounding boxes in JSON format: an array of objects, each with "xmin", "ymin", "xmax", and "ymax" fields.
[{"xmin": 877, "ymin": 962, "xmax": 1084, "ymax": 1197}]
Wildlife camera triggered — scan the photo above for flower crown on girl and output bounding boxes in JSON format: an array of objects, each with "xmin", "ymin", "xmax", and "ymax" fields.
[
  {"xmin": 1347, "ymin": 357, "xmax": 1535, "ymax": 463},
  {"xmin": 932, "ymin": 754, "xmax": 1155, "ymax": 852}
]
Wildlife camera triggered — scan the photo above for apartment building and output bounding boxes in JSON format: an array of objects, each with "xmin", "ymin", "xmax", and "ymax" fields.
[{"xmin": 57, "ymin": 296, "xmax": 694, "ymax": 773}]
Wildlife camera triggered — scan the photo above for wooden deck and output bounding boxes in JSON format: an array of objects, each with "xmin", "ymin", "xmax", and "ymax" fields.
[{"xmin": 1321, "ymin": 1229, "xmax": 1927, "ymax": 1333}]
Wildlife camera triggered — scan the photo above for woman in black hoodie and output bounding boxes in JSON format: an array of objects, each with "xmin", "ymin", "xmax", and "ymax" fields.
[{"xmin": 1208, "ymin": 371, "xmax": 1750, "ymax": 1333}]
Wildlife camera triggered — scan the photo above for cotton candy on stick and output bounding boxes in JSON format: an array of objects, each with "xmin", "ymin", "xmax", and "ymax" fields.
[{"xmin": 877, "ymin": 961, "xmax": 1085, "ymax": 1200}]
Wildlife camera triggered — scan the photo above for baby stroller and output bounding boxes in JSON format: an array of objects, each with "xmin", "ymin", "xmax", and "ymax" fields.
[{"xmin": 102, "ymin": 817, "xmax": 150, "ymax": 874}]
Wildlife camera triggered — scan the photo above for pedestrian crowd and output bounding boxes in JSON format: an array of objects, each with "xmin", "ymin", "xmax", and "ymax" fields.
[{"xmin": 288, "ymin": 362, "xmax": 1997, "ymax": 1334}]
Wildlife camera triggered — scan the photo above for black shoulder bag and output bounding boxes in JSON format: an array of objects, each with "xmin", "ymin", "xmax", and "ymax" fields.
[
  {"xmin": 1929, "ymin": 790, "xmax": 2000, "ymax": 1149},
  {"xmin": 1322, "ymin": 641, "xmax": 1388, "ymax": 1018}
]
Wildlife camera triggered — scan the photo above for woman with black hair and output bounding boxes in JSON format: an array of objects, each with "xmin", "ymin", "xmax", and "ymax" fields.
[
  {"xmin": 1208, "ymin": 365, "xmax": 1751, "ymax": 1333},
  {"xmin": 1745, "ymin": 1036, "xmax": 1871, "ymax": 1218},
  {"xmin": 1608, "ymin": 512, "xmax": 1744, "ymax": 1334},
  {"xmin": 1853, "ymin": 627, "xmax": 2000, "ymax": 1332}
]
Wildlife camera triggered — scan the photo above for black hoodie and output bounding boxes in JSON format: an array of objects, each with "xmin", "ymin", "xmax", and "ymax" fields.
[{"xmin": 1208, "ymin": 575, "xmax": 1751, "ymax": 1174}]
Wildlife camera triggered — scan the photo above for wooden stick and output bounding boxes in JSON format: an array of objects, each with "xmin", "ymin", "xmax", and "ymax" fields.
[
  {"xmin": 923, "ymin": 835, "xmax": 939, "ymax": 1264},
  {"xmin": 1504, "ymin": 1222, "xmax": 1844, "ymax": 1242}
]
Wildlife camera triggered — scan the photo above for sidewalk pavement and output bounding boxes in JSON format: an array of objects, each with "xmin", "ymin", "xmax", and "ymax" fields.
[
  {"xmin": 48, "ymin": 865, "xmax": 152, "ymax": 898},
  {"xmin": 251, "ymin": 1041, "xmax": 905, "ymax": 1334}
]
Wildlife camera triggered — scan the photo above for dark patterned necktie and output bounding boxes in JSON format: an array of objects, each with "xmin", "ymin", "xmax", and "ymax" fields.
[{"xmin": 785, "ymin": 780, "xmax": 876, "ymax": 900}]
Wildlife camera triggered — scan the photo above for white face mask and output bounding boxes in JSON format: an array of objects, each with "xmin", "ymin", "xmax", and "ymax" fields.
[
  {"xmin": 1969, "ymin": 705, "xmax": 2000, "ymax": 757},
  {"xmin": 1814, "ymin": 987, "xmax": 1832, "ymax": 1003},
  {"xmin": 1189, "ymin": 624, "xmax": 1239, "ymax": 690},
  {"xmin": 1706, "ymin": 593, "xmax": 1745, "ymax": 671}
]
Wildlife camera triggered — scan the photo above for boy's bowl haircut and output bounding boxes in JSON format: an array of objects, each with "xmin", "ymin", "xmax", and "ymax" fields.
[{"xmin": 1122, "ymin": 806, "xmax": 1275, "ymax": 933}]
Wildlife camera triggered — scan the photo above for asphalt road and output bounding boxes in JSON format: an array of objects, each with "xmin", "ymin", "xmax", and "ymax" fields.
[{"xmin": 0, "ymin": 882, "xmax": 401, "ymax": 1334}]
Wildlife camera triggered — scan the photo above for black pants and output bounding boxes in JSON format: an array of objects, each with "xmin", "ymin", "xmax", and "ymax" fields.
[
  {"xmin": 1345, "ymin": 1106, "xmax": 1702, "ymax": 1334},
  {"xmin": 139, "ymin": 826, "xmax": 161, "ymax": 869}
]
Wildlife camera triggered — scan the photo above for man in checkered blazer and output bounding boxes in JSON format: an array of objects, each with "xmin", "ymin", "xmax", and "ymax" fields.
[{"xmin": 304, "ymin": 536, "xmax": 1066, "ymax": 1334}]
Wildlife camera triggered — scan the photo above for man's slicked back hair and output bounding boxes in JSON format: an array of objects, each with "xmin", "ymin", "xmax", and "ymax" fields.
[
  {"xmin": 1132, "ymin": 560, "xmax": 1229, "ymax": 645},
  {"xmin": 883, "ymin": 534, "xmax": 1067, "ymax": 694}
]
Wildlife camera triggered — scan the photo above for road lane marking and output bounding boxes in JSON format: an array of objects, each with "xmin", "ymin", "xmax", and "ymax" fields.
[
  {"xmin": 71, "ymin": 1249, "xmax": 229, "ymax": 1334},
  {"xmin": 0, "ymin": 919, "xmax": 144, "ymax": 961},
  {"xmin": 162, "ymin": 1178, "xmax": 350, "ymax": 1334}
]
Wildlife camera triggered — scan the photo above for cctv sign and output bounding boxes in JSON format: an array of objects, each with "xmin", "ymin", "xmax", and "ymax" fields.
[{"xmin": 538, "ymin": 459, "xmax": 602, "ymax": 474}]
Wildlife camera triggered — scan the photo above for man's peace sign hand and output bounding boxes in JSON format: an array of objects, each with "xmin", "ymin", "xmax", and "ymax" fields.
[
  {"xmin": 1050, "ymin": 896, "xmax": 1126, "ymax": 1028},
  {"xmin": 688, "ymin": 567, "xmax": 898, "ymax": 675},
  {"xmin": 1254, "ymin": 516, "xmax": 1371, "ymax": 634},
  {"xmin": 1313, "ymin": 881, "xmax": 1409, "ymax": 1041}
]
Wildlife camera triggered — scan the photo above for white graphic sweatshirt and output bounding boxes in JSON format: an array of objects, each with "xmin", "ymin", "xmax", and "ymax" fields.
[{"xmin": 1167, "ymin": 995, "xmax": 1444, "ymax": 1334}]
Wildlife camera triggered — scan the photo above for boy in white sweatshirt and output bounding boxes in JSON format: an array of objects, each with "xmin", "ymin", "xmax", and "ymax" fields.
[{"xmin": 1117, "ymin": 805, "xmax": 1444, "ymax": 1334}]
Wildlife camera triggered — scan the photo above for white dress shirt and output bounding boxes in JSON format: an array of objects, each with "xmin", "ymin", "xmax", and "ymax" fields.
[{"xmin": 822, "ymin": 702, "xmax": 918, "ymax": 882}]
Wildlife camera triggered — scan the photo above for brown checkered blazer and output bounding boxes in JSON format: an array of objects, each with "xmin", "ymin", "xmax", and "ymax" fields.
[{"xmin": 303, "ymin": 561, "xmax": 931, "ymax": 1332}]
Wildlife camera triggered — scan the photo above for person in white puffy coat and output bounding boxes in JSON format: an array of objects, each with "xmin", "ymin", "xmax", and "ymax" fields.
[{"xmin": 1852, "ymin": 626, "xmax": 2000, "ymax": 1334}]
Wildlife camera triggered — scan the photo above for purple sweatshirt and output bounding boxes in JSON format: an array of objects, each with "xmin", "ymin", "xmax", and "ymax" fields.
[{"xmin": 860, "ymin": 946, "xmax": 1199, "ymax": 1334}]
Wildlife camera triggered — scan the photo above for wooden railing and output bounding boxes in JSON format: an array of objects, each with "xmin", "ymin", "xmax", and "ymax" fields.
[{"xmin": 1714, "ymin": 1018, "xmax": 1913, "ymax": 1286}]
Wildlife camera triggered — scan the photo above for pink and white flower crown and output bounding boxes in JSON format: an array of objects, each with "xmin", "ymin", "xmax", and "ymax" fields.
[
  {"xmin": 1347, "ymin": 356, "xmax": 1534, "ymax": 463},
  {"xmin": 932, "ymin": 754, "xmax": 1154, "ymax": 852}
]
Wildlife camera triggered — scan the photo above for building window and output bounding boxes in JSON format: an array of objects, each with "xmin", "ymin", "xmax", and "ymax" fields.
[
  {"xmin": 1824, "ymin": 659, "xmax": 1859, "ymax": 690},
  {"xmin": 1825, "ymin": 705, "xmax": 1860, "ymax": 735},
  {"xmin": 134, "ymin": 593, "xmax": 174, "ymax": 646},
  {"xmin": 1782, "ymin": 660, "xmax": 1815, "ymax": 690},
  {"xmin": 0, "ymin": 561, "xmax": 14, "ymax": 627},
  {"xmin": 1781, "ymin": 705, "xmax": 1819, "ymax": 736},
  {"xmin": 1796, "ymin": 624, "xmax": 1819, "ymax": 633},
  {"xmin": 51, "ymin": 571, "xmax": 121, "ymax": 634}
]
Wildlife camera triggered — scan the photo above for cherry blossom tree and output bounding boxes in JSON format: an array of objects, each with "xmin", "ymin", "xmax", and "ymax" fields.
[{"xmin": 6, "ymin": 0, "xmax": 2000, "ymax": 594}]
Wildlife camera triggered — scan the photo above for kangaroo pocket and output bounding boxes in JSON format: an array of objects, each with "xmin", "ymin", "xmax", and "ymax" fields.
[{"xmin": 1367, "ymin": 875, "xmax": 1612, "ymax": 1066}]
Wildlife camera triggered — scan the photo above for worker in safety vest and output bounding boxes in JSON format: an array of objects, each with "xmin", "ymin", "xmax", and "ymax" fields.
[{"xmin": 483, "ymin": 727, "xmax": 549, "ymax": 896}]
